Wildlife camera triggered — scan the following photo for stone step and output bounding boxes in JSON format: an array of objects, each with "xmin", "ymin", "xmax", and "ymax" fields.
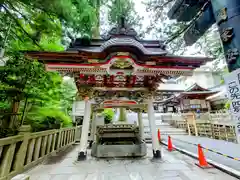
[
  {"xmin": 142, "ymin": 118, "xmax": 163, "ymax": 120},
  {"xmin": 142, "ymin": 120, "xmax": 167, "ymax": 125},
  {"xmin": 144, "ymin": 131, "xmax": 187, "ymax": 143},
  {"xmin": 144, "ymin": 131, "xmax": 187, "ymax": 136},
  {"xmin": 144, "ymin": 127, "xmax": 185, "ymax": 132},
  {"xmin": 143, "ymin": 124, "xmax": 171, "ymax": 128}
]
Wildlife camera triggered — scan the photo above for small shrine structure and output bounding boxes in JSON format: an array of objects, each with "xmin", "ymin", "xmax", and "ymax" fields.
[
  {"xmin": 176, "ymin": 83, "xmax": 218, "ymax": 113},
  {"xmin": 25, "ymin": 18, "xmax": 211, "ymax": 160},
  {"xmin": 159, "ymin": 83, "xmax": 218, "ymax": 113}
]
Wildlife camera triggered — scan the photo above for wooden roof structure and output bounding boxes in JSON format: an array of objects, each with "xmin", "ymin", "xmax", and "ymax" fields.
[
  {"xmin": 25, "ymin": 18, "xmax": 212, "ymax": 103},
  {"xmin": 176, "ymin": 83, "xmax": 218, "ymax": 99},
  {"xmin": 159, "ymin": 83, "xmax": 219, "ymax": 106}
]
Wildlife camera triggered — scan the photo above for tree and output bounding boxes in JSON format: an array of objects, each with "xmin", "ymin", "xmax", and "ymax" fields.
[
  {"xmin": 0, "ymin": 0, "xmax": 99, "ymax": 53},
  {"xmin": 0, "ymin": 0, "xmax": 102, "ymax": 137},
  {"xmin": 143, "ymin": 0, "xmax": 225, "ymax": 71},
  {"xmin": 108, "ymin": 0, "xmax": 142, "ymax": 27},
  {"xmin": 99, "ymin": 0, "xmax": 143, "ymax": 38},
  {"xmin": 60, "ymin": 78, "xmax": 77, "ymax": 115},
  {"xmin": 0, "ymin": 51, "xmax": 78, "ymax": 136}
]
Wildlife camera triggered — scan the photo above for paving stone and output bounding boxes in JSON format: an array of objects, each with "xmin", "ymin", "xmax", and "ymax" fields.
[
  {"xmin": 109, "ymin": 176, "xmax": 131, "ymax": 180},
  {"xmin": 35, "ymin": 175, "xmax": 51, "ymax": 180},
  {"xmin": 85, "ymin": 173, "xmax": 100, "ymax": 180},
  {"xmin": 158, "ymin": 163, "xmax": 191, "ymax": 171},
  {"xmin": 129, "ymin": 172, "xmax": 143, "ymax": 180},
  {"xmin": 160, "ymin": 177, "xmax": 183, "ymax": 180},
  {"xmin": 155, "ymin": 170, "xmax": 181, "ymax": 178},
  {"xmin": 50, "ymin": 175, "xmax": 69, "ymax": 180},
  {"xmin": 49, "ymin": 167, "xmax": 81, "ymax": 174},
  {"xmin": 26, "ymin": 144, "xmax": 238, "ymax": 180},
  {"xmin": 66, "ymin": 174, "xmax": 87, "ymax": 180}
]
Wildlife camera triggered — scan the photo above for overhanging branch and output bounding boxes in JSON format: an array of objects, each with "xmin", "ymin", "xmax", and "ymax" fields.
[
  {"xmin": 2, "ymin": 4, "xmax": 43, "ymax": 50},
  {"xmin": 165, "ymin": 0, "xmax": 210, "ymax": 44}
]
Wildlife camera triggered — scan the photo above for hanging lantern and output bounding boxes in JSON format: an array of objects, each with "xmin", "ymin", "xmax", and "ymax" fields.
[{"xmin": 80, "ymin": 74, "xmax": 85, "ymax": 78}]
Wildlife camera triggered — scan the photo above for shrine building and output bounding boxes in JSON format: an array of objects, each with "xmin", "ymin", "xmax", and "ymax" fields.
[{"xmin": 25, "ymin": 19, "xmax": 212, "ymax": 160}]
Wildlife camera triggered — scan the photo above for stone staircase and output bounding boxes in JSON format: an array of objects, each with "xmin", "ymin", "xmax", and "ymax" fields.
[
  {"xmin": 142, "ymin": 113, "xmax": 187, "ymax": 143},
  {"xmin": 123, "ymin": 112, "xmax": 187, "ymax": 143}
]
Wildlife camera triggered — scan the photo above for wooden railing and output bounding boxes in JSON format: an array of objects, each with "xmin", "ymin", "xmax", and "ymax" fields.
[
  {"xmin": 163, "ymin": 113, "xmax": 237, "ymax": 142},
  {"xmin": 0, "ymin": 126, "xmax": 80, "ymax": 180}
]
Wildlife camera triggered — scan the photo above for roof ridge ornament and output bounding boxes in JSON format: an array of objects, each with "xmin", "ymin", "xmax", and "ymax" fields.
[{"xmin": 107, "ymin": 16, "xmax": 138, "ymax": 39}]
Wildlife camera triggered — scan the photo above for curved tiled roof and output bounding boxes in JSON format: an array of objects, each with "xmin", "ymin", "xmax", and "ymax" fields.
[{"xmin": 73, "ymin": 37, "xmax": 167, "ymax": 56}]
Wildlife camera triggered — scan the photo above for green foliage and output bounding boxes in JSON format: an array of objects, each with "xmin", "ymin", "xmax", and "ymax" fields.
[
  {"xmin": 0, "ymin": 53, "xmax": 76, "ymax": 134},
  {"xmin": 220, "ymin": 79, "xmax": 224, "ymax": 85},
  {"xmin": 27, "ymin": 107, "xmax": 72, "ymax": 132},
  {"xmin": 0, "ymin": 0, "xmax": 99, "ymax": 52},
  {"xmin": 0, "ymin": 0, "xmax": 144, "ymax": 136},
  {"xmin": 0, "ymin": 0, "xmax": 101, "ymax": 137},
  {"xmin": 102, "ymin": 108, "xmax": 114, "ymax": 124},
  {"xmin": 106, "ymin": 0, "xmax": 143, "ymax": 32},
  {"xmin": 60, "ymin": 79, "xmax": 77, "ymax": 115},
  {"xmin": 224, "ymin": 101, "xmax": 231, "ymax": 110}
]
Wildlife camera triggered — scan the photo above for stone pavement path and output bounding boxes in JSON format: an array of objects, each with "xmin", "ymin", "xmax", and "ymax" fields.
[
  {"xmin": 162, "ymin": 135, "xmax": 240, "ymax": 172},
  {"xmin": 26, "ymin": 144, "xmax": 237, "ymax": 180}
]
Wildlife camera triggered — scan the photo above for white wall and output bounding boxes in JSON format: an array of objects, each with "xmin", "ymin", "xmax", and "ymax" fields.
[{"xmin": 176, "ymin": 71, "xmax": 221, "ymax": 89}]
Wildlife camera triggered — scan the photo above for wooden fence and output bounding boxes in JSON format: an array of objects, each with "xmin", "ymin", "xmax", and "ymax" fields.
[{"xmin": 0, "ymin": 126, "xmax": 81, "ymax": 180}]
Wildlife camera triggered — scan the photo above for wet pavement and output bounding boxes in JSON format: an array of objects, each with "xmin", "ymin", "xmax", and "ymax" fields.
[
  {"xmin": 26, "ymin": 144, "xmax": 238, "ymax": 180},
  {"xmin": 162, "ymin": 135, "xmax": 240, "ymax": 173}
]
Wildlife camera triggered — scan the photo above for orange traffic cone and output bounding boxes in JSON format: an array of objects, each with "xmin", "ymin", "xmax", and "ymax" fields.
[
  {"xmin": 157, "ymin": 129, "xmax": 161, "ymax": 142},
  {"xmin": 168, "ymin": 136, "xmax": 173, "ymax": 151},
  {"xmin": 196, "ymin": 144, "xmax": 212, "ymax": 168}
]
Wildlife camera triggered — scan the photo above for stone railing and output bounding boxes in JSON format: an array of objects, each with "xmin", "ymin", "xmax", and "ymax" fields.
[{"xmin": 0, "ymin": 126, "xmax": 80, "ymax": 180}]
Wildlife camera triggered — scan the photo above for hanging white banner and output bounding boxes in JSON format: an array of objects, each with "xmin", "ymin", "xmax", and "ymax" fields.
[{"xmin": 224, "ymin": 69, "xmax": 240, "ymax": 143}]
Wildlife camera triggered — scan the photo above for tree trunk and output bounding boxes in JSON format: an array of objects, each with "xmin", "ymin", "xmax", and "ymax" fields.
[
  {"xmin": 92, "ymin": 0, "xmax": 100, "ymax": 38},
  {"xmin": 9, "ymin": 100, "xmax": 20, "ymax": 128}
]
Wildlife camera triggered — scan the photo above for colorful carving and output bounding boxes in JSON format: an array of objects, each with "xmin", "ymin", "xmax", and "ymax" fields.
[
  {"xmin": 111, "ymin": 58, "xmax": 133, "ymax": 69},
  {"xmin": 77, "ymin": 88, "xmax": 94, "ymax": 100}
]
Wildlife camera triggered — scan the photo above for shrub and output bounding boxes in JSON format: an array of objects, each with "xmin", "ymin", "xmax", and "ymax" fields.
[
  {"xmin": 26, "ymin": 107, "xmax": 72, "ymax": 132},
  {"xmin": 102, "ymin": 108, "xmax": 114, "ymax": 124},
  {"xmin": 224, "ymin": 101, "xmax": 231, "ymax": 110}
]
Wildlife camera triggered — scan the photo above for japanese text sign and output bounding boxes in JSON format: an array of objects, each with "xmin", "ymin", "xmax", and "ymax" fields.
[{"xmin": 224, "ymin": 69, "xmax": 240, "ymax": 143}]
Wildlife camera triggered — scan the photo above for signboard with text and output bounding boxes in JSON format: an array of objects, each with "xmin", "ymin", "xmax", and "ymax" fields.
[{"xmin": 224, "ymin": 69, "xmax": 240, "ymax": 143}]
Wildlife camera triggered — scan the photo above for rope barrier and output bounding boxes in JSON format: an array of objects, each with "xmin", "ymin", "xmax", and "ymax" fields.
[{"xmin": 166, "ymin": 137, "xmax": 240, "ymax": 162}]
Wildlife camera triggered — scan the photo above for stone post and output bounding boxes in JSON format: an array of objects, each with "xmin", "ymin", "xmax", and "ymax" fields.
[
  {"xmin": 137, "ymin": 110, "xmax": 144, "ymax": 140},
  {"xmin": 148, "ymin": 97, "xmax": 161, "ymax": 158},
  {"xmin": 78, "ymin": 98, "xmax": 91, "ymax": 161},
  {"xmin": 89, "ymin": 112, "xmax": 97, "ymax": 147},
  {"xmin": 118, "ymin": 107, "xmax": 127, "ymax": 122}
]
